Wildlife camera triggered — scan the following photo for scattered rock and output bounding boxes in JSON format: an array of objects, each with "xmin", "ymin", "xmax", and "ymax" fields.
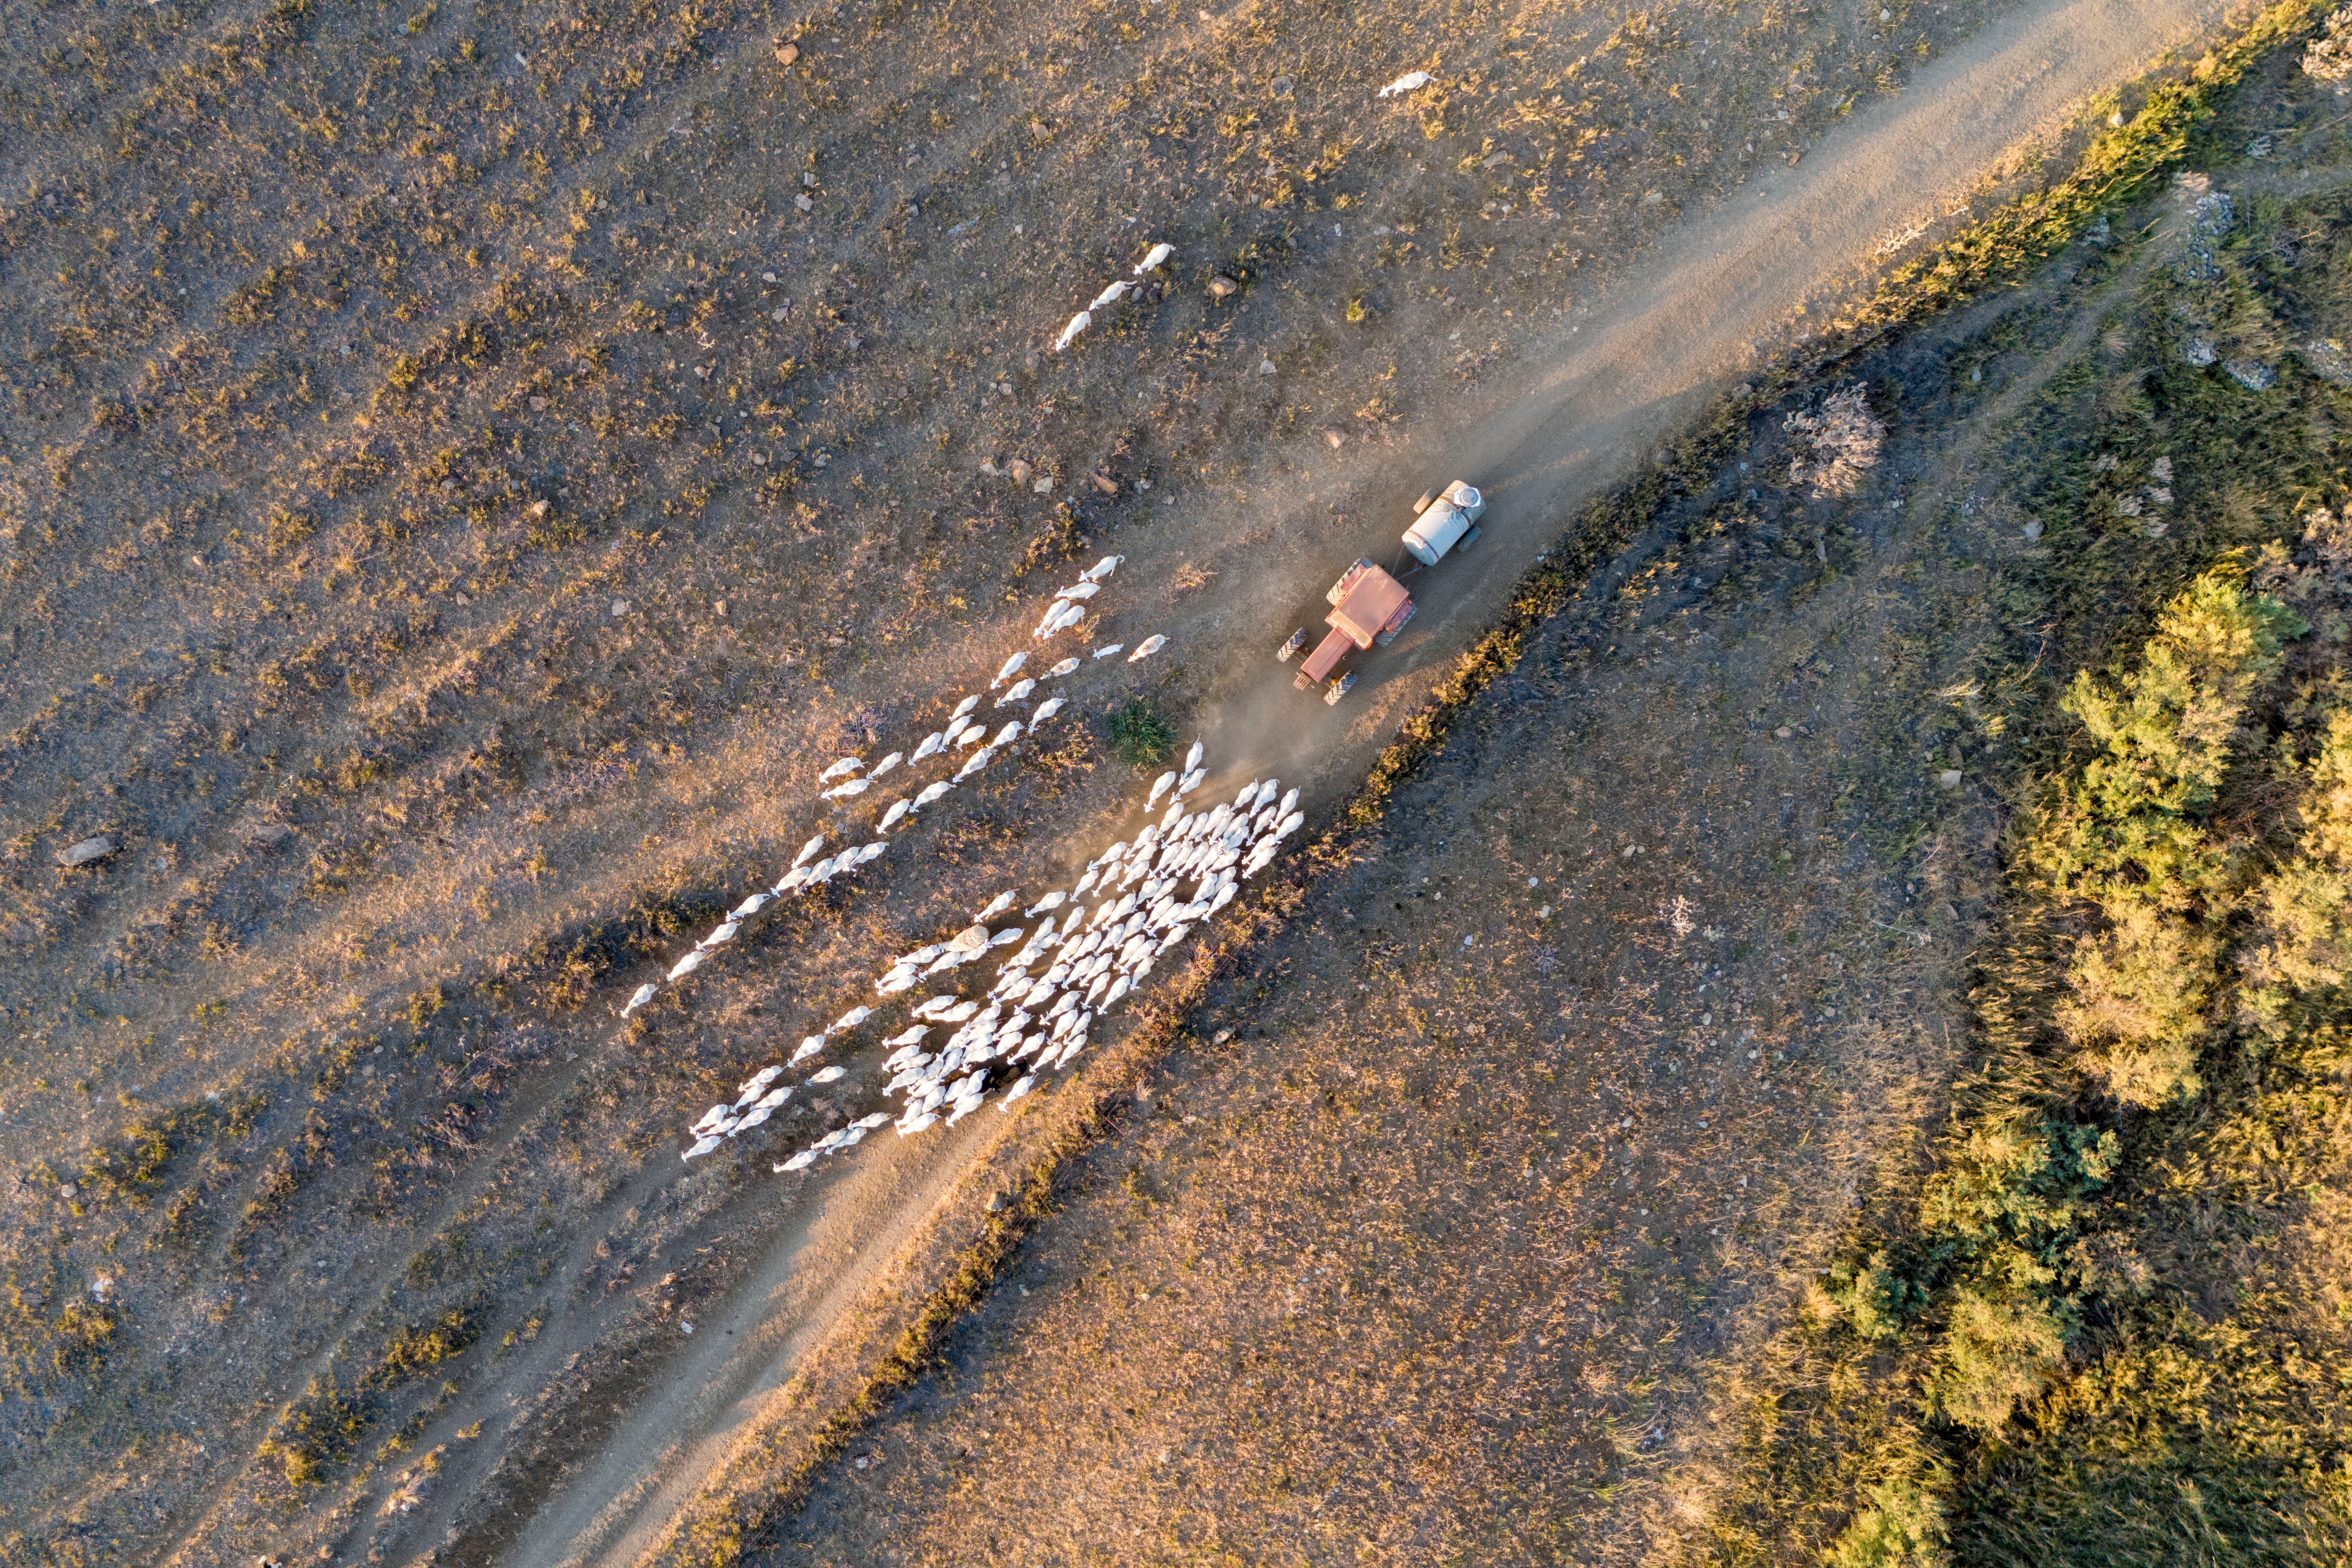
[
  {"xmin": 90, "ymin": 1274, "xmax": 114, "ymax": 1301},
  {"xmin": 794, "ymin": 193, "xmax": 814, "ymax": 213},
  {"xmin": 1033, "ymin": 477, "xmax": 1055, "ymax": 494},
  {"xmin": 1786, "ymin": 151, "xmax": 1801, "ymax": 166},
  {"xmin": 984, "ymin": 1191, "xmax": 1008, "ymax": 1213},
  {"xmin": 2184, "ymin": 337, "xmax": 2217, "ymax": 367},
  {"xmin": 1212, "ymin": 1029, "xmax": 1233, "ymax": 1044},
  {"xmin": 2304, "ymin": 338, "xmax": 2352, "ymax": 385},
  {"xmin": 529, "ymin": 395, "xmax": 548, "ymax": 411},
  {"xmin": 1774, "ymin": 726, "xmax": 1794, "ymax": 739},
  {"xmin": 2116, "ymin": 494, "xmax": 2144, "ymax": 518},
  {"xmin": 56, "ymin": 1182, "xmax": 76, "ymax": 1200},
  {"xmin": 1319, "ymin": 427, "xmax": 1347, "ymax": 449},
  {"xmin": 773, "ymin": 38, "xmax": 800, "ymax": 66},
  {"xmin": 1258, "ymin": 358, "xmax": 1276, "ymax": 375},
  {"xmin": 251, "ymin": 822, "xmax": 296, "ymax": 847},
  {"xmin": 2306, "ymin": 7, "xmax": 2352, "ymax": 82},
  {"xmin": 2022, "ymin": 519, "xmax": 2044, "ymax": 542},
  {"xmin": 1005, "ymin": 457, "xmax": 1034, "ymax": 485},
  {"xmin": 803, "ymin": 171, "xmax": 819, "ymax": 188},
  {"xmin": 56, "ymin": 835, "xmax": 116, "ymax": 868},
  {"xmin": 751, "ymin": 451, "xmax": 769, "ymax": 465},
  {"xmin": 2150, "ymin": 455, "xmax": 2173, "ymax": 482},
  {"xmin": 714, "ymin": 599, "xmax": 729, "ymax": 617},
  {"xmin": 1271, "ymin": 74, "xmax": 1294, "ymax": 96},
  {"xmin": 2174, "ymin": 174, "xmax": 2232, "ymax": 281},
  {"xmin": 610, "ymin": 598, "xmax": 631, "ymax": 617},
  {"xmin": 1938, "ymin": 769, "xmax": 1963, "ymax": 789},
  {"xmin": 813, "ymin": 452, "xmax": 830, "ymax": 468},
  {"xmin": 1089, "ymin": 471, "xmax": 1119, "ymax": 496},
  {"xmin": 771, "ymin": 306, "xmax": 788, "ymax": 321},
  {"xmin": 1207, "ymin": 275, "xmax": 1239, "ymax": 298},
  {"xmin": 2224, "ymin": 358, "xmax": 2277, "ymax": 391},
  {"xmin": 528, "ymin": 498, "xmax": 551, "ymax": 518}
]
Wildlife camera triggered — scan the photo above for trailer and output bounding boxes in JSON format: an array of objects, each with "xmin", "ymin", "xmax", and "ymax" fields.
[{"xmin": 1278, "ymin": 481, "xmax": 1484, "ymax": 704}]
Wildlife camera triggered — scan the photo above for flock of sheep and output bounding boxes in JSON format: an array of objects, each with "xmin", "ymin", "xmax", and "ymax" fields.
[
  {"xmin": 695, "ymin": 755, "xmax": 1302, "ymax": 1169},
  {"xmin": 622, "ymin": 549, "xmax": 1303, "ymax": 1174}
]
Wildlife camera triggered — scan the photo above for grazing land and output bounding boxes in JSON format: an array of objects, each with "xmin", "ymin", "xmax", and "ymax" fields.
[{"xmin": 0, "ymin": 0, "xmax": 2312, "ymax": 1566}]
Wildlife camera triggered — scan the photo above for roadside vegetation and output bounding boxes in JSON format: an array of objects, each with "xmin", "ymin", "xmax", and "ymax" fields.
[{"xmin": 1703, "ymin": 16, "xmax": 2352, "ymax": 1564}]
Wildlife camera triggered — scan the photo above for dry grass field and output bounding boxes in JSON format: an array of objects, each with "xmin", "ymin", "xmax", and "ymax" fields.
[{"xmin": 0, "ymin": 0, "xmax": 2309, "ymax": 1565}]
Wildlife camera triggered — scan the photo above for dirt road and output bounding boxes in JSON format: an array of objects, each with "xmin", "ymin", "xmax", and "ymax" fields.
[{"xmin": 466, "ymin": 3, "xmax": 2243, "ymax": 1563}]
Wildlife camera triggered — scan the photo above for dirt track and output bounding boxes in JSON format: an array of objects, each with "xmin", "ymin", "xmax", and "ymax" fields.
[{"xmin": 470, "ymin": 3, "xmax": 2244, "ymax": 1562}]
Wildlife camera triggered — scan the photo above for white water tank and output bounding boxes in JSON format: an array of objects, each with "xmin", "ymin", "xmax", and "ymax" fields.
[{"xmin": 1402, "ymin": 482, "xmax": 1485, "ymax": 566}]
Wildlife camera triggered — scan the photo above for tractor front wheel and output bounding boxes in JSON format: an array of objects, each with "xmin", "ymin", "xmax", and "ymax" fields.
[{"xmin": 1277, "ymin": 627, "xmax": 1308, "ymax": 663}]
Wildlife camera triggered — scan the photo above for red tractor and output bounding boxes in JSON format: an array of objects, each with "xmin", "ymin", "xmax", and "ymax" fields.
[{"xmin": 1279, "ymin": 480, "xmax": 1484, "ymax": 704}]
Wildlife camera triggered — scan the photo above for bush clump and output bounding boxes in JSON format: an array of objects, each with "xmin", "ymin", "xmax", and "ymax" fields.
[{"xmin": 1108, "ymin": 699, "xmax": 1174, "ymax": 767}]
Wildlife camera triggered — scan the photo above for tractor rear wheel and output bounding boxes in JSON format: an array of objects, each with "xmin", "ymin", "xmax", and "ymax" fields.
[{"xmin": 1325, "ymin": 671, "xmax": 1359, "ymax": 706}]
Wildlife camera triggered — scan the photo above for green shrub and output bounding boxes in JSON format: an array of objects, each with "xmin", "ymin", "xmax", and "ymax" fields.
[
  {"xmin": 1108, "ymin": 699, "xmax": 1174, "ymax": 767},
  {"xmin": 1827, "ymin": 1475, "xmax": 1950, "ymax": 1568},
  {"xmin": 2025, "ymin": 571, "xmax": 2301, "ymax": 1107},
  {"xmin": 1824, "ymin": 1251, "xmax": 1930, "ymax": 1343}
]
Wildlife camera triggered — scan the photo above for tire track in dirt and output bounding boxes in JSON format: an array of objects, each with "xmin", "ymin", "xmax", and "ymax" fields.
[
  {"xmin": 443, "ymin": 3, "xmax": 2246, "ymax": 1564},
  {"xmin": 145, "ymin": 1044, "xmax": 641, "ymax": 1568}
]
